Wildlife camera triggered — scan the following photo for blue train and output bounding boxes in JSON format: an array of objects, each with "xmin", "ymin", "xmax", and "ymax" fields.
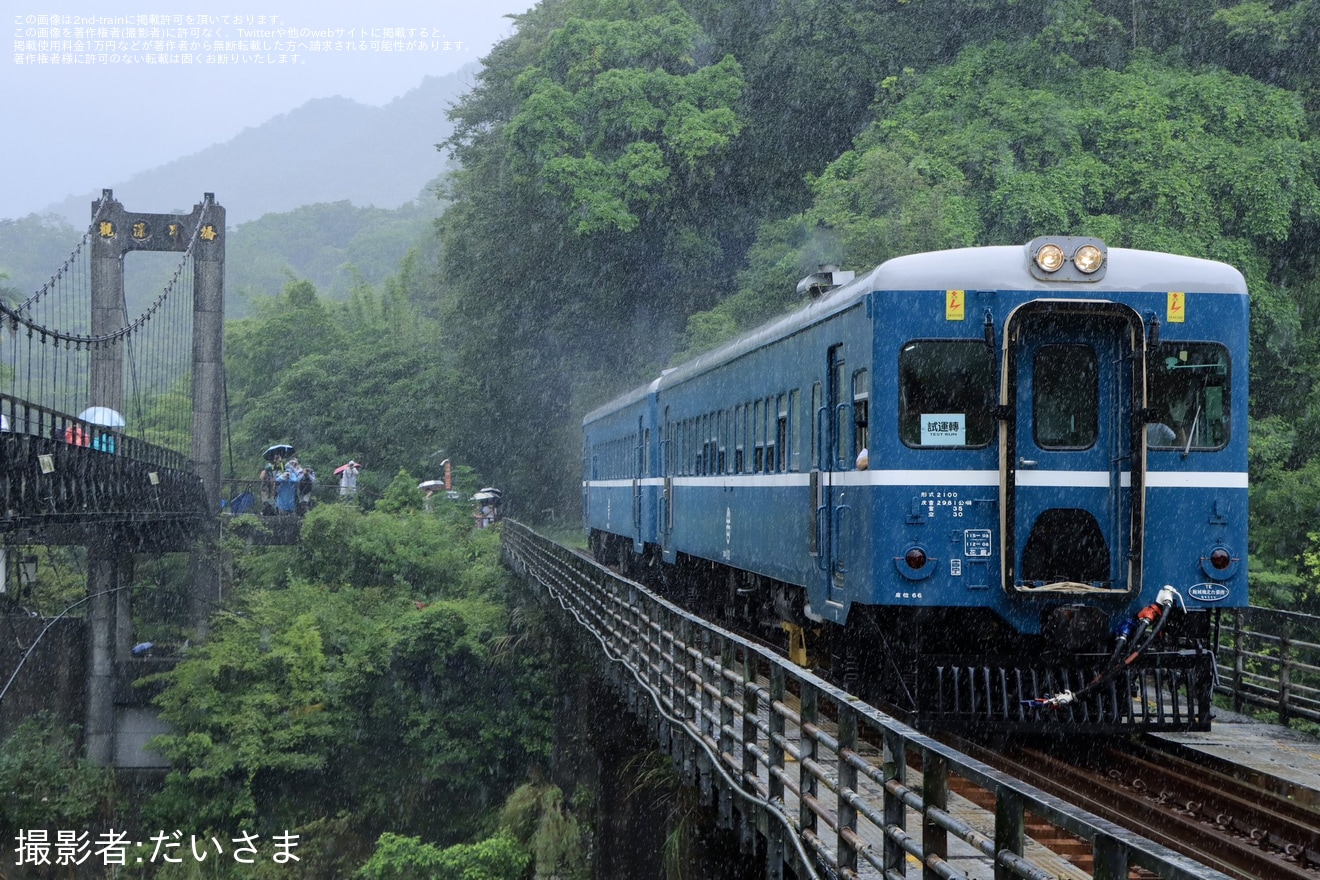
[{"xmin": 583, "ymin": 237, "xmax": 1246, "ymax": 732}]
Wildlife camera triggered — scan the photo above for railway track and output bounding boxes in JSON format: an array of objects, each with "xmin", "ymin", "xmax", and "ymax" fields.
[{"xmin": 939, "ymin": 733, "xmax": 1320, "ymax": 880}]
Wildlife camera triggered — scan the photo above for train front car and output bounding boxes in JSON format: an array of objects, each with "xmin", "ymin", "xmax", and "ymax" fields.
[{"xmin": 868, "ymin": 237, "xmax": 1247, "ymax": 732}]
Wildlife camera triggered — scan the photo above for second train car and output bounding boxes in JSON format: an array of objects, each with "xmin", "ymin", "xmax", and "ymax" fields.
[{"xmin": 583, "ymin": 237, "xmax": 1246, "ymax": 732}]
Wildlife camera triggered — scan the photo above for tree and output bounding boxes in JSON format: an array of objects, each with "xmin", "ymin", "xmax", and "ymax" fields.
[
  {"xmin": 357, "ymin": 832, "xmax": 530, "ymax": 880},
  {"xmin": 146, "ymin": 513, "xmax": 553, "ymax": 845},
  {"xmin": 680, "ymin": 39, "xmax": 1320, "ymax": 352},
  {"xmin": 437, "ymin": 0, "xmax": 748, "ymax": 515},
  {"xmin": 0, "ymin": 712, "xmax": 115, "ymax": 836}
]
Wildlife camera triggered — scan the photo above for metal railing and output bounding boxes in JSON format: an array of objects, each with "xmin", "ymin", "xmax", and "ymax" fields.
[
  {"xmin": 1, "ymin": 396, "xmax": 206, "ymax": 527},
  {"xmin": 503, "ymin": 522, "xmax": 1231, "ymax": 880},
  {"xmin": 1216, "ymin": 606, "xmax": 1320, "ymax": 726},
  {"xmin": 1, "ymin": 393, "xmax": 194, "ymax": 473}
]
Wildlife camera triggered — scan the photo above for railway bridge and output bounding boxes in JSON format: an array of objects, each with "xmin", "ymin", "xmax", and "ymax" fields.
[
  {"xmin": 502, "ymin": 522, "xmax": 1247, "ymax": 880},
  {"xmin": 1, "ymin": 190, "xmax": 225, "ymax": 766}
]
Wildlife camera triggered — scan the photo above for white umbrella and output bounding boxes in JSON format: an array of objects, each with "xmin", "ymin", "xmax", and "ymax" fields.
[
  {"xmin": 78, "ymin": 406, "xmax": 125, "ymax": 428},
  {"xmin": 418, "ymin": 480, "xmax": 446, "ymax": 491},
  {"xmin": 471, "ymin": 491, "xmax": 496, "ymax": 501}
]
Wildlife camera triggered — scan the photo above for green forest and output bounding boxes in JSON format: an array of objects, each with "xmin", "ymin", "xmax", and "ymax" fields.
[{"xmin": 6, "ymin": 0, "xmax": 1320, "ymax": 875}]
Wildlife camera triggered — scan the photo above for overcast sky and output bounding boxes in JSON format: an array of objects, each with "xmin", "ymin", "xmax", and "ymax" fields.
[{"xmin": 2, "ymin": 0, "xmax": 535, "ymax": 221}]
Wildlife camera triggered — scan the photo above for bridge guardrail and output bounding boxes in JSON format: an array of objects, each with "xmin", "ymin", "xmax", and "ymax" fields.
[
  {"xmin": 1216, "ymin": 606, "xmax": 1320, "ymax": 726},
  {"xmin": 502, "ymin": 522, "xmax": 1231, "ymax": 880},
  {"xmin": 1, "ymin": 393, "xmax": 194, "ymax": 473},
  {"xmin": 1, "ymin": 398, "xmax": 207, "ymax": 530}
]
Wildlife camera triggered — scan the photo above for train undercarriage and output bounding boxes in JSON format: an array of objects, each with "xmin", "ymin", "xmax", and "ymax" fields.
[{"xmin": 590, "ymin": 530, "xmax": 1218, "ymax": 734}]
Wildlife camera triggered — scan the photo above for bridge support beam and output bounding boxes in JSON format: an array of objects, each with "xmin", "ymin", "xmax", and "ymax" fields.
[
  {"xmin": 84, "ymin": 534, "xmax": 124, "ymax": 767},
  {"xmin": 190, "ymin": 197, "xmax": 226, "ymax": 637},
  {"xmin": 82, "ymin": 191, "xmax": 228, "ymax": 763}
]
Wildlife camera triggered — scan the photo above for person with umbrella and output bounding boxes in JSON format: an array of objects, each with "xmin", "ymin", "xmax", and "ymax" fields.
[
  {"xmin": 336, "ymin": 460, "xmax": 362, "ymax": 497},
  {"xmin": 261, "ymin": 445, "xmax": 295, "ymax": 514},
  {"xmin": 79, "ymin": 406, "xmax": 124, "ymax": 453}
]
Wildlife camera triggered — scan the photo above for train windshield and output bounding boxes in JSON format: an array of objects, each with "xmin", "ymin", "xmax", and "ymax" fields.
[
  {"xmin": 898, "ymin": 340, "xmax": 996, "ymax": 447},
  {"xmin": 1147, "ymin": 342, "xmax": 1230, "ymax": 451},
  {"xmin": 1034, "ymin": 344, "xmax": 1098, "ymax": 449}
]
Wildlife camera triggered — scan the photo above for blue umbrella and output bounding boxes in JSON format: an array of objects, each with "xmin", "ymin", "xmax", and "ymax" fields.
[{"xmin": 263, "ymin": 444, "xmax": 295, "ymax": 462}]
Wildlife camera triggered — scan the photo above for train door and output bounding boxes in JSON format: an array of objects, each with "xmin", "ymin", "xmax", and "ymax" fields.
[
  {"xmin": 660, "ymin": 407, "xmax": 674, "ymax": 561},
  {"xmin": 1002, "ymin": 302, "xmax": 1144, "ymax": 593},
  {"xmin": 632, "ymin": 416, "xmax": 643, "ymax": 550},
  {"xmin": 812, "ymin": 344, "xmax": 851, "ymax": 604}
]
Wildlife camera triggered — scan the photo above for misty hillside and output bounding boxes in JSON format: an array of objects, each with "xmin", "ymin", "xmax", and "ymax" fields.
[{"xmin": 44, "ymin": 66, "xmax": 477, "ymax": 227}]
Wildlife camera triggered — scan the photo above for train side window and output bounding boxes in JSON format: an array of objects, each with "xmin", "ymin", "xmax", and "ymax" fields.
[
  {"xmin": 853, "ymin": 369, "xmax": 869, "ymax": 461},
  {"xmin": 754, "ymin": 399, "xmax": 765, "ymax": 472},
  {"xmin": 789, "ymin": 388, "xmax": 801, "ymax": 472},
  {"xmin": 1148, "ymin": 342, "xmax": 1230, "ymax": 451},
  {"xmin": 743, "ymin": 402, "xmax": 754, "ymax": 473},
  {"xmin": 899, "ymin": 340, "xmax": 996, "ymax": 447},
  {"xmin": 717, "ymin": 410, "xmax": 727, "ymax": 474},
  {"xmin": 734, "ymin": 404, "xmax": 744, "ymax": 473},
  {"xmin": 1034, "ymin": 344, "xmax": 1097, "ymax": 449}
]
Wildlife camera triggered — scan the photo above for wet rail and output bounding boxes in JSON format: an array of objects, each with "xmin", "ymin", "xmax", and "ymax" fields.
[
  {"xmin": 502, "ymin": 521, "xmax": 1232, "ymax": 880},
  {"xmin": 948, "ymin": 735, "xmax": 1320, "ymax": 880}
]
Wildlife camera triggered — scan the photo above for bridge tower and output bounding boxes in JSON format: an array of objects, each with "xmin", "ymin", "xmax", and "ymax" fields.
[{"xmin": 84, "ymin": 190, "xmax": 225, "ymax": 766}]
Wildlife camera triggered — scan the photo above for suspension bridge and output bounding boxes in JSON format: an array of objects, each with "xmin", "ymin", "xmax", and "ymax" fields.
[{"xmin": 1, "ymin": 190, "xmax": 225, "ymax": 765}]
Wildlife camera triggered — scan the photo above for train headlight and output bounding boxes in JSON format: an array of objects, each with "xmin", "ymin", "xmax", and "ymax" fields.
[
  {"xmin": 904, "ymin": 547, "xmax": 927, "ymax": 570},
  {"xmin": 1073, "ymin": 244, "xmax": 1104, "ymax": 274},
  {"xmin": 1034, "ymin": 243, "xmax": 1066, "ymax": 273},
  {"xmin": 1026, "ymin": 237, "xmax": 1108, "ymax": 281}
]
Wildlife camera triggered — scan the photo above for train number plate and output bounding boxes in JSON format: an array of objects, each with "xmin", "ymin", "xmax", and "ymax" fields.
[{"xmin": 963, "ymin": 529, "xmax": 992, "ymax": 557}]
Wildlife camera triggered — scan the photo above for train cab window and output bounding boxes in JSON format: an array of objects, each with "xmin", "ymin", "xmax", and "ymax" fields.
[
  {"xmin": 899, "ymin": 340, "xmax": 995, "ymax": 447},
  {"xmin": 1147, "ymin": 342, "xmax": 1230, "ymax": 451},
  {"xmin": 1035, "ymin": 344, "xmax": 1098, "ymax": 449}
]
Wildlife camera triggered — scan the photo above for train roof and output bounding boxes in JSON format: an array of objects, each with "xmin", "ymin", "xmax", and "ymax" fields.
[
  {"xmin": 873, "ymin": 245, "xmax": 1247, "ymax": 296},
  {"xmin": 583, "ymin": 244, "xmax": 1247, "ymax": 425}
]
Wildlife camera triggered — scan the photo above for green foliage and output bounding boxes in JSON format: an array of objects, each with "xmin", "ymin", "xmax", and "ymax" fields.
[
  {"xmin": 357, "ymin": 831, "xmax": 530, "ymax": 880},
  {"xmin": 16, "ymin": 546, "xmax": 88, "ymax": 617},
  {"xmin": 436, "ymin": 0, "xmax": 752, "ymax": 515},
  {"xmin": 679, "ymin": 37, "xmax": 1320, "ymax": 356},
  {"xmin": 0, "ymin": 712, "xmax": 115, "ymax": 833},
  {"xmin": 499, "ymin": 783, "xmax": 589, "ymax": 880},
  {"xmin": 145, "ymin": 520, "xmax": 553, "ymax": 841}
]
